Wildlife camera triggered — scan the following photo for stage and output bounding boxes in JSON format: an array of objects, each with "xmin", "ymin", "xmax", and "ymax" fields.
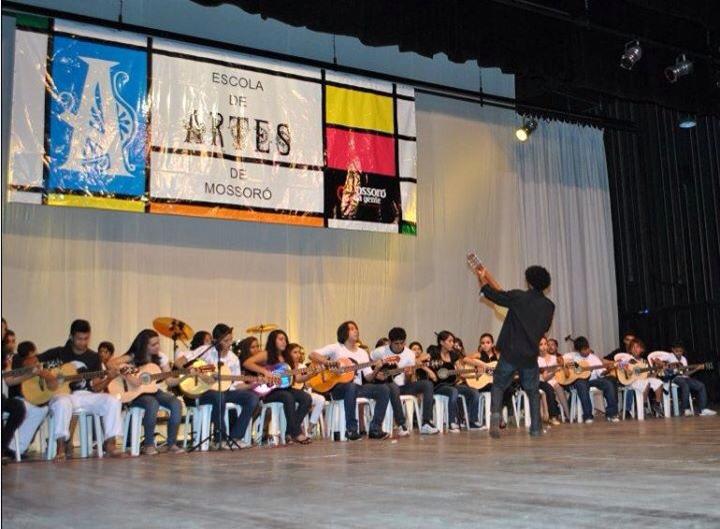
[{"xmin": 3, "ymin": 418, "xmax": 719, "ymax": 529}]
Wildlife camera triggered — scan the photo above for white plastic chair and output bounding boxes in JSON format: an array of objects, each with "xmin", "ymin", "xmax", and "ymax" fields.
[
  {"xmin": 325, "ymin": 397, "xmax": 373, "ymax": 441},
  {"xmin": 252, "ymin": 402, "xmax": 287, "ymax": 446},
  {"xmin": 224, "ymin": 402, "xmax": 252, "ymax": 445},
  {"xmin": 73, "ymin": 408, "xmax": 104, "ymax": 458},
  {"xmin": 182, "ymin": 401, "xmax": 213, "ymax": 451},
  {"xmin": 400, "ymin": 395, "xmax": 421, "ymax": 431},
  {"xmin": 122, "ymin": 407, "xmax": 145, "ymax": 456},
  {"xmin": 1, "ymin": 412, "xmax": 22, "ymax": 462}
]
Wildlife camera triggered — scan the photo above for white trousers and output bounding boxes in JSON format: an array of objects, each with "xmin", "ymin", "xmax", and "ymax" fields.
[
  {"xmin": 9, "ymin": 400, "xmax": 49, "ymax": 454},
  {"xmin": 49, "ymin": 391, "xmax": 122, "ymax": 441},
  {"xmin": 309, "ymin": 392, "xmax": 325, "ymax": 424},
  {"xmin": 629, "ymin": 377, "xmax": 664, "ymax": 393}
]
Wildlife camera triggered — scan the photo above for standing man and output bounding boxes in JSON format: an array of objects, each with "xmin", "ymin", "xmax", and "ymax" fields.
[{"xmin": 474, "ymin": 265, "xmax": 555, "ymax": 438}]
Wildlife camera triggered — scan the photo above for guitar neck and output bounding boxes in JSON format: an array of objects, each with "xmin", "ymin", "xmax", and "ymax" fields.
[{"xmin": 64, "ymin": 369, "xmax": 109, "ymax": 382}]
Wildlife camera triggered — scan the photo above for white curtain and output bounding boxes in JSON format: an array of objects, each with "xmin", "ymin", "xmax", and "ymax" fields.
[
  {"xmin": 1, "ymin": 86, "xmax": 617, "ymax": 358},
  {"xmin": 516, "ymin": 120, "xmax": 618, "ymax": 355}
]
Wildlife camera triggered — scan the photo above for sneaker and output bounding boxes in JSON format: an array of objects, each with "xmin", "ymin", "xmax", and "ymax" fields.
[
  {"xmin": 607, "ymin": 416, "xmax": 620, "ymax": 423},
  {"xmin": 141, "ymin": 445, "xmax": 158, "ymax": 456},
  {"xmin": 420, "ymin": 423, "xmax": 439, "ymax": 435},
  {"xmin": 549, "ymin": 417, "xmax": 562, "ymax": 426},
  {"xmin": 683, "ymin": 409, "xmax": 694, "ymax": 417},
  {"xmin": 468, "ymin": 421, "xmax": 485, "ymax": 430},
  {"xmin": 345, "ymin": 430, "xmax": 362, "ymax": 441},
  {"xmin": 448, "ymin": 423, "xmax": 460, "ymax": 433},
  {"xmin": 368, "ymin": 430, "xmax": 390, "ymax": 440},
  {"xmin": 396, "ymin": 425, "xmax": 410, "ymax": 437},
  {"xmin": 584, "ymin": 418, "xmax": 594, "ymax": 424},
  {"xmin": 167, "ymin": 445, "xmax": 185, "ymax": 454},
  {"xmin": 699, "ymin": 409, "xmax": 717, "ymax": 416}
]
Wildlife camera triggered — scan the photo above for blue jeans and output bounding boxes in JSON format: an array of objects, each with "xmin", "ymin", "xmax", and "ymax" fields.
[
  {"xmin": 434, "ymin": 384, "xmax": 480, "ymax": 424},
  {"xmin": 573, "ymin": 377, "xmax": 618, "ymax": 420},
  {"xmin": 674, "ymin": 376, "xmax": 707, "ymax": 412},
  {"xmin": 399, "ymin": 380, "xmax": 436, "ymax": 425},
  {"xmin": 491, "ymin": 358, "xmax": 541, "ymax": 432},
  {"xmin": 330, "ymin": 382, "xmax": 389, "ymax": 433},
  {"xmin": 130, "ymin": 390, "xmax": 182, "ymax": 446},
  {"xmin": 199, "ymin": 389, "xmax": 260, "ymax": 440},
  {"xmin": 262, "ymin": 388, "xmax": 312, "ymax": 437}
]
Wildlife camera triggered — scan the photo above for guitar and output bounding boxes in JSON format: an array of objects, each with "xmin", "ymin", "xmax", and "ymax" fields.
[
  {"xmin": 179, "ymin": 360, "xmax": 266, "ymax": 398},
  {"xmin": 21, "ymin": 364, "xmax": 115, "ymax": 406},
  {"xmin": 554, "ymin": 360, "xmax": 616, "ymax": 386},
  {"xmin": 307, "ymin": 355, "xmax": 400, "ymax": 393},
  {"xmin": 435, "ymin": 361, "xmax": 500, "ymax": 389},
  {"xmin": 374, "ymin": 360, "xmax": 442, "ymax": 383},
  {"xmin": 252, "ymin": 363, "xmax": 329, "ymax": 397},
  {"xmin": 2, "ymin": 364, "xmax": 44, "ymax": 381},
  {"xmin": 615, "ymin": 359, "xmax": 654, "ymax": 386},
  {"xmin": 107, "ymin": 363, "xmax": 215, "ymax": 403},
  {"xmin": 655, "ymin": 361, "xmax": 714, "ymax": 380}
]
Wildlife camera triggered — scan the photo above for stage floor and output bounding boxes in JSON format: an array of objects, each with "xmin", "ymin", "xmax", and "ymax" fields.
[{"xmin": 2, "ymin": 417, "xmax": 720, "ymax": 529}]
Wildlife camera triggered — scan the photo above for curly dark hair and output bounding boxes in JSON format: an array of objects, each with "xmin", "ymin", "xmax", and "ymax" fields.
[{"xmin": 525, "ymin": 265, "xmax": 551, "ymax": 291}]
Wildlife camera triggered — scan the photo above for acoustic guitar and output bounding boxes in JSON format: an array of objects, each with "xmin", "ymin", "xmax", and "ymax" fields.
[
  {"xmin": 434, "ymin": 361, "xmax": 498, "ymax": 389},
  {"xmin": 655, "ymin": 361, "xmax": 714, "ymax": 380},
  {"xmin": 107, "ymin": 363, "xmax": 215, "ymax": 403},
  {"xmin": 179, "ymin": 360, "xmax": 266, "ymax": 398},
  {"xmin": 615, "ymin": 359, "xmax": 654, "ymax": 386},
  {"xmin": 307, "ymin": 355, "xmax": 400, "ymax": 393},
  {"xmin": 21, "ymin": 364, "xmax": 114, "ymax": 406},
  {"xmin": 252, "ymin": 363, "xmax": 329, "ymax": 397},
  {"xmin": 553, "ymin": 360, "xmax": 616, "ymax": 386}
]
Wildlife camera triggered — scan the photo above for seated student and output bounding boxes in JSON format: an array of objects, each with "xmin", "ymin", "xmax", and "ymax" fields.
[
  {"xmin": 614, "ymin": 338, "xmax": 665, "ymax": 417},
  {"xmin": 235, "ymin": 336, "xmax": 260, "ymax": 366},
  {"xmin": 176, "ymin": 324, "xmax": 260, "ymax": 448},
  {"xmin": 110, "ymin": 330, "xmax": 184, "ymax": 455},
  {"xmin": 369, "ymin": 327, "xmax": 439, "ymax": 435},
  {"xmin": 562, "ymin": 336, "xmax": 619, "ymax": 423},
  {"xmin": 536, "ymin": 337, "xmax": 563, "ymax": 425},
  {"xmin": 2, "ymin": 342, "xmax": 50, "ymax": 460},
  {"xmin": 409, "ymin": 341, "xmax": 424, "ymax": 358},
  {"xmin": 464, "ymin": 333, "xmax": 514, "ymax": 426},
  {"xmin": 648, "ymin": 342, "xmax": 716, "ymax": 417},
  {"xmin": 375, "ymin": 337, "xmax": 389, "ymax": 348},
  {"xmin": 608, "ymin": 331, "xmax": 637, "ymax": 358},
  {"xmin": 244, "ymin": 330, "xmax": 313, "ymax": 445},
  {"xmin": 428, "ymin": 331, "xmax": 482, "ymax": 432},
  {"xmin": 288, "ymin": 343, "xmax": 326, "ymax": 437},
  {"xmin": 310, "ymin": 321, "xmax": 391, "ymax": 441},
  {"xmin": 38, "ymin": 319, "xmax": 124, "ymax": 459},
  {"xmin": 97, "ymin": 342, "xmax": 115, "ymax": 368}
]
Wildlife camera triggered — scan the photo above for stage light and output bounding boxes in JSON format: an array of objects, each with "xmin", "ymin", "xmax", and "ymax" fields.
[
  {"xmin": 620, "ymin": 41, "xmax": 642, "ymax": 70},
  {"xmin": 515, "ymin": 118, "xmax": 537, "ymax": 142},
  {"xmin": 665, "ymin": 54, "xmax": 693, "ymax": 83},
  {"xmin": 679, "ymin": 115, "xmax": 697, "ymax": 129}
]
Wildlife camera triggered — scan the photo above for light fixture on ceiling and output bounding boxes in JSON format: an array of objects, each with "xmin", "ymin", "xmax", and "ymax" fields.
[
  {"xmin": 620, "ymin": 41, "xmax": 643, "ymax": 70},
  {"xmin": 515, "ymin": 118, "xmax": 538, "ymax": 142},
  {"xmin": 665, "ymin": 54, "xmax": 693, "ymax": 83}
]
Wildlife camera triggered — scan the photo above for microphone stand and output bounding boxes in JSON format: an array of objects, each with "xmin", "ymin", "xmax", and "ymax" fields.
[{"xmin": 186, "ymin": 331, "xmax": 240, "ymax": 453}]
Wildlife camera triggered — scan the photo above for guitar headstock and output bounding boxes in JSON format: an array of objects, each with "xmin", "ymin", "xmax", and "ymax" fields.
[{"xmin": 466, "ymin": 251, "xmax": 483, "ymax": 271}]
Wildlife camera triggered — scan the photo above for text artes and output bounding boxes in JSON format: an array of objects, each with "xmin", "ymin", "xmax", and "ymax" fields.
[{"xmin": 184, "ymin": 110, "xmax": 291, "ymax": 155}]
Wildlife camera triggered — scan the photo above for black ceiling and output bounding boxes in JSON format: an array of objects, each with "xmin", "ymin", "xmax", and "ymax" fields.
[{"xmin": 191, "ymin": 0, "xmax": 720, "ymax": 118}]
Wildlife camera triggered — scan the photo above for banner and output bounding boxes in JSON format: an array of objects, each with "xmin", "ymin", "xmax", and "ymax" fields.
[{"xmin": 7, "ymin": 16, "xmax": 418, "ymax": 234}]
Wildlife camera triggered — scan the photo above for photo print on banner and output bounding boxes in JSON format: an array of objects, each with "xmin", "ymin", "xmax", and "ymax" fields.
[{"xmin": 6, "ymin": 15, "xmax": 417, "ymax": 234}]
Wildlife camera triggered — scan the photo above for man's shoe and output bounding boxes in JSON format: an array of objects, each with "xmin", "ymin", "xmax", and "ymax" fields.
[
  {"xmin": 141, "ymin": 445, "xmax": 158, "ymax": 456},
  {"xmin": 584, "ymin": 418, "xmax": 594, "ymax": 424},
  {"xmin": 549, "ymin": 417, "xmax": 562, "ymax": 426},
  {"xmin": 420, "ymin": 423, "xmax": 439, "ymax": 435},
  {"xmin": 683, "ymin": 409, "xmax": 694, "ymax": 417},
  {"xmin": 607, "ymin": 416, "xmax": 620, "ymax": 423},
  {"xmin": 368, "ymin": 430, "xmax": 390, "ymax": 440},
  {"xmin": 700, "ymin": 408, "xmax": 717, "ymax": 416},
  {"xmin": 396, "ymin": 425, "xmax": 410, "ymax": 437},
  {"xmin": 468, "ymin": 421, "xmax": 485, "ymax": 430},
  {"xmin": 448, "ymin": 423, "xmax": 460, "ymax": 433},
  {"xmin": 345, "ymin": 430, "xmax": 362, "ymax": 441},
  {"xmin": 489, "ymin": 413, "xmax": 501, "ymax": 439}
]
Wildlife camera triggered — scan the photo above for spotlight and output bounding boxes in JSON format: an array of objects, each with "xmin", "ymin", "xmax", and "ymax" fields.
[
  {"xmin": 678, "ymin": 115, "xmax": 697, "ymax": 129},
  {"xmin": 665, "ymin": 54, "xmax": 693, "ymax": 83},
  {"xmin": 620, "ymin": 41, "xmax": 642, "ymax": 70},
  {"xmin": 515, "ymin": 118, "xmax": 537, "ymax": 142}
]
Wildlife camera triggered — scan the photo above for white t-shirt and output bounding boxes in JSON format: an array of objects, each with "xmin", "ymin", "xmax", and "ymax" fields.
[
  {"xmin": 370, "ymin": 345, "xmax": 414, "ymax": 386},
  {"xmin": 564, "ymin": 352, "xmax": 605, "ymax": 380},
  {"xmin": 647, "ymin": 351, "xmax": 686, "ymax": 366},
  {"xmin": 538, "ymin": 354, "xmax": 558, "ymax": 386},
  {"xmin": 315, "ymin": 343, "xmax": 371, "ymax": 385},
  {"xmin": 201, "ymin": 347, "xmax": 243, "ymax": 390}
]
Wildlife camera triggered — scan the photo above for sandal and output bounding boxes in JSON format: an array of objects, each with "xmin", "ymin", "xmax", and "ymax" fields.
[{"xmin": 295, "ymin": 436, "xmax": 312, "ymax": 445}]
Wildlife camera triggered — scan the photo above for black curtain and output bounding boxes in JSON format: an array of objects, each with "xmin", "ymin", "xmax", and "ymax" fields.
[{"xmin": 604, "ymin": 103, "xmax": 720, "ymax": 402}]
